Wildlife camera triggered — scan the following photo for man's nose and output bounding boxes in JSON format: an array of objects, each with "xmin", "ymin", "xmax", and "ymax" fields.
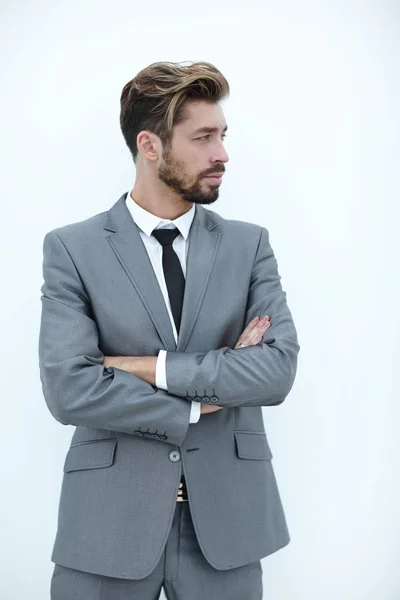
[{"xmin": 213, "ymin": 145, "xmax": 229, "ymax": 164}]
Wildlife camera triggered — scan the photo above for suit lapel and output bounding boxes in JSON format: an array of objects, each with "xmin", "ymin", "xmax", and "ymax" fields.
[
  {"xmin": 177, "ymin": 204, "xmax": 221, "ymax": 352},
  {"xmin": 104, "ymin": 193, "xmax": 221, "ymax": 353}
]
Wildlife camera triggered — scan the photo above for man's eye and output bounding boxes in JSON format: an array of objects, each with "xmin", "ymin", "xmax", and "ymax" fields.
[{"xmin": 197, "ymin": 134, "xmax": 227, "ymax": 141}]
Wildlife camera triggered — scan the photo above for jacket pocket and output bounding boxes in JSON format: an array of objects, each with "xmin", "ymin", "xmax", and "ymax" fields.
[
  {"xmin": 234, "ymin": 431, "xmax": 273, "ymax": 460},
  {"xmin": 63, "ymin": 438, "xmax": 117, "ymax": 473}
]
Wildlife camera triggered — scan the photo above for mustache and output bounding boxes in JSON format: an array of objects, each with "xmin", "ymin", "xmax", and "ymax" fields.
[{"xmin": 202, "ymin": 167, "xmax": 225, "ymax": 176}]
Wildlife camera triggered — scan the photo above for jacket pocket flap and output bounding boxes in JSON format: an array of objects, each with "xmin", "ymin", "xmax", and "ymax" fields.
[
  {"xmin": 234, "ymin": 431, "xmax": 273, "ymax": 460},
  {"xmin": 63, "ymin": 439, "xmax": 117, "ymax": 473}
]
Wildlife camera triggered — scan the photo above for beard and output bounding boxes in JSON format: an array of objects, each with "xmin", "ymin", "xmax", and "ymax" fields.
[{"xmin": 158, "ymin": 147, "xmax": 222, "ymax": 205}]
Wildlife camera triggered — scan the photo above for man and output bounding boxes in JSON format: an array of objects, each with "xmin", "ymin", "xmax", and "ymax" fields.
[{"xmin": 39, "ymin": 60, "xmax": 300, "ymax": 599}]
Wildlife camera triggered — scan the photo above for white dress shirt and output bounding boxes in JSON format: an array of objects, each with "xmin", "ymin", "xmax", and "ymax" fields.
[{"xmin": 125, "ymin": 191, "xmax": 201, "ymax": 424}]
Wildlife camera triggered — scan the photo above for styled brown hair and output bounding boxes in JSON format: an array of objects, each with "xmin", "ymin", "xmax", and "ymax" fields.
[{"xmin": 119, "ymin": 61, "xmax": 230, "ymax": 163}]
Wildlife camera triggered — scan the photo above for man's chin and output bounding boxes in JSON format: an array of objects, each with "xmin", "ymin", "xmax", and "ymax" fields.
[
  {"xmin": 188, "ymin": 183, "xmax": 220, "ymax": 205},
  {"xmin": 189, "ymin": 194, "xmax": 219, "ymax": 206}
]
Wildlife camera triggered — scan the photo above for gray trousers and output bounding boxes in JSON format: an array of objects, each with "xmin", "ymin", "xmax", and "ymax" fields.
[{"xmin": 50, "ymin": 501, "xmax": 263, "ymax": 600}]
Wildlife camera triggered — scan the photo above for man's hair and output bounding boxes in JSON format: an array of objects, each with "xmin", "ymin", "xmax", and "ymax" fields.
[{"xmin": 119, "ymin": 61, "xmax": 230, "ymax": 163}]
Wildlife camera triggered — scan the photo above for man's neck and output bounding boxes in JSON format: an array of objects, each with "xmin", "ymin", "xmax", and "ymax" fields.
[{"xmin": 129, "ymin": 189, "xmax": 192, "ymax": 221}]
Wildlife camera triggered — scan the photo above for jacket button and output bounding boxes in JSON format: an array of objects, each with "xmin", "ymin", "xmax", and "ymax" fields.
[
  {"xmin": 210, "ymin": 395, "xmax": 219, "ymax": 403},
  {"xmin": 169, "ymin": 451, "xmax": 181, "ymax": 462},
  {"xmin": 185, "ymin": 395, "xmax": 193, "ymax": 401}
]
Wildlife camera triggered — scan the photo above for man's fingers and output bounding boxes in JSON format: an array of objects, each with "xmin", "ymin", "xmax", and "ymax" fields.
[
  {"xmin": 245, "ymin": 316, "xmax": 260, "ymax": 332},
  {"xmin": 244, "ymin": 316, "xmax": 269, "ymax": 333},
  {"xmin": 236, "ymin": 318, "xmax": 259, "ymax": 345},
  {"xmin": 200, "ymin": 403, "xmax": 224, "ymax": 414},
  {"xmin": 249, "ymin": 321, "xmax": 270, "ymax": 342},
  {"xmin": 235, "ymin": 316, "xmax": 271, "ymax": 349}
]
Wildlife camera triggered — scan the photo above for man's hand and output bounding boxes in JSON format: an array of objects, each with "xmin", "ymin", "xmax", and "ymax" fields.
[
  {"xmin": 234, "ymin": 315, "xmax": 270, "ymax": 349},
  {"xmin": 200, "ymin": 403, "xmax": 224, "ymax": 414}
]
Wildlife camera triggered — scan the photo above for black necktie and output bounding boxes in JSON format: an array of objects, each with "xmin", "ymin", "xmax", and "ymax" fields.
[{"xmin": 151, "ymin": 227, "xmax": 185, "ymax": 335}]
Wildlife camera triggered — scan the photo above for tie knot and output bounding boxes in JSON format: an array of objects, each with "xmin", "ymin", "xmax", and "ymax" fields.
[{"xmin": 152, "ymin": 227, "xmax": 180, "ymax": 246}]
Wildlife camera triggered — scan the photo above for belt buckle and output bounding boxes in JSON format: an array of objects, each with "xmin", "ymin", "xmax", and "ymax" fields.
[{"xmin": 177, "ymin": 481, "xmax": 188, "ymax": 502}]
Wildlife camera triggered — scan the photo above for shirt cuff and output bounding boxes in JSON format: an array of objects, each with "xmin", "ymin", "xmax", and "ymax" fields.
[
  {"xmin": 157, "ymin": 350, "xmax": 200, "ymax": 423},
  {"xmin": 189, "ymin": 399, "xmax": 201, "ymax": 423},
  {"xmin": 155, "ymin": 349, "xmax": 168, "ymax": 390}
]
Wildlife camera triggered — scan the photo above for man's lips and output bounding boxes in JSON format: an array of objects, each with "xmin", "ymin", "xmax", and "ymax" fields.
[{"xmin": 204, "ymin": 172, "xmax": 224, "ymax": 183}]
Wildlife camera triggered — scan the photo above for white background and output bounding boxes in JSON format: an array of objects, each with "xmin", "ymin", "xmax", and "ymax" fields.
[{"xmin": 1, "ymin": 1, "xmax": 399, "ymax": 598}]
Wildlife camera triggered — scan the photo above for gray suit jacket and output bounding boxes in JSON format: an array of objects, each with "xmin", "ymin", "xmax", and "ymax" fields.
[{"xmin": 38, "ymin": 191, "xmax": 300, "ymax": 580}]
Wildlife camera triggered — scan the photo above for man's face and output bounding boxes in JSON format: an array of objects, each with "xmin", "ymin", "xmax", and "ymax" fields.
[{"xmin": 157, "ymin": 100, "xmax": 229, "ymax": 205}]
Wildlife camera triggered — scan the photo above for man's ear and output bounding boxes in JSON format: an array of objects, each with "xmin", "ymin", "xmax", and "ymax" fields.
[{"xmin": 136, "ymin": 131, "xmax": 160, "ymax": 162}]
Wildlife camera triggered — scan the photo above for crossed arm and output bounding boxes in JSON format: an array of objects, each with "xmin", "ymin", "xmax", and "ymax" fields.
[
  {"xmin": 102, "ymin": 355, "xmax": 158, "ymax": 387},
  {"xmin": 39, "ymin": 226, "xmax": 299, "ymax": 448},
  {"xmin": 102, "ymin": 314, "xmax": 272, "ymax": 389},
  {"xmin": 102, "ymin": 226, "xmax": 299, "ymax": 409}
]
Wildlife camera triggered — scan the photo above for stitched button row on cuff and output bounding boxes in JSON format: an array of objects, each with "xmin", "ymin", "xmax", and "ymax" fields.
[{"xmin": 185, "ymin": 393, "xmax": 219, "ymax": 403}]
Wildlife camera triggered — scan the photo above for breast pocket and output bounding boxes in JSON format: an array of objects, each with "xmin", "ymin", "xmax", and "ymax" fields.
[
  {"xmin": 63, "ymin": 438, "xmax": 117, "ymax": 473},
  {"xmin": 234, "ymin": 431, "xmax": 273, "ymax": 461}
]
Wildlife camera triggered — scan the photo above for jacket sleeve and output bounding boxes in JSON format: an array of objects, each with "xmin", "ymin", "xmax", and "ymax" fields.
[
  {"xmin": 38, "ymin": 231, "xmax": 191, "ymax": 447},
  {"xmin": 165, "ymin": 226, "xmax": 300, "ymax": 408}
]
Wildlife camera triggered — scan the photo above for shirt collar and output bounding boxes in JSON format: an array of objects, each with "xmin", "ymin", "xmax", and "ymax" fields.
[{"xmin": 125, "ymin": 190, "xmax": 196, "ymax": 240}]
